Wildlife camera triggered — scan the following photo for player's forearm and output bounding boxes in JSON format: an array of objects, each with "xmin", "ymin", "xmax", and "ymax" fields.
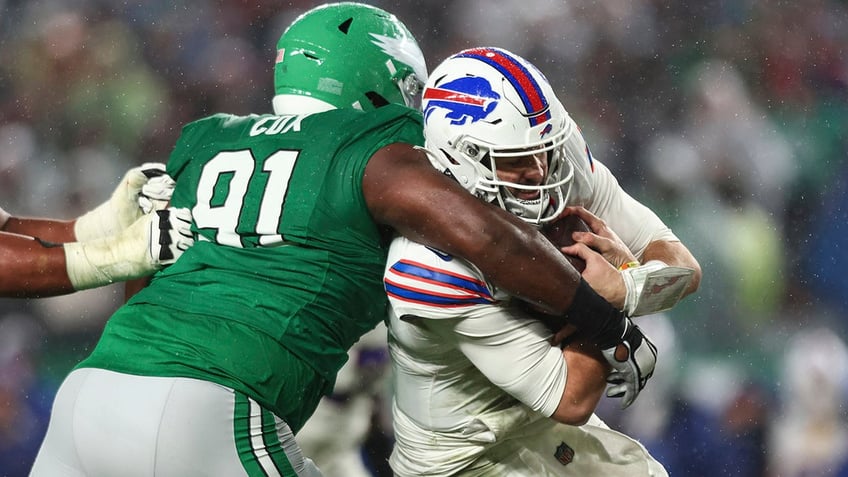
[
  {"xmin": 460, "ymin": 210, "xmax": 585, "ymax": 313},
  {"xmin": 367, "ymin": 144, "xmax": 586, "ymax": 314},
  {"xmin": 641, "ymin": 240, "xmax": 701, "ymax": 298},
  {"xmin": 421, "ymin": 212, "xmax": 629, "ymax": 348},
  {"xmin": 1, "ymin": 208, "xmax": 192, "ymax": 297},
  {"xmin": 2, "ymin": 217, "xmax": 77, "ymax": 243},
  {"xmin": 0, "ymin": 233, "xmax": 75, "ymax": 298},
  {"xmin": 551, "ymin": 341, "xmax": 609, "ymax": 425}
]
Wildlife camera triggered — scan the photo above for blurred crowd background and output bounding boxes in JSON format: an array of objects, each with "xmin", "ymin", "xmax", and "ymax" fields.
[{"xmin": 1, "ymin": 0, "xmax": 846, "ymax": 476}]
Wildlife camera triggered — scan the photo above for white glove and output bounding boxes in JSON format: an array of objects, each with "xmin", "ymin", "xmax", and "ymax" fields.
[
  {"xmin": 600, "ymin": 318, "xmax": 657, "ymax": 409},
  {"xmin": 139, "ymin": 173, "xmax": 176, "ymax": 214},
  {"xmin": 65, "ymin": 207, "xmax": 194, "ymax": 290},
  {"xmin": 74, "ymin": 163, "xmax": 175, "ymax": 241},
  {"xmin": 148, "ymin": 208, "xmax": 194, "ymax": 266}
]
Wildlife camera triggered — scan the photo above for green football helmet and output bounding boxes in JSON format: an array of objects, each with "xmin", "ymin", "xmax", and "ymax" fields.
[{"xmin": 273, "ymin": 2, "xmax": 428, "ymax": 113}]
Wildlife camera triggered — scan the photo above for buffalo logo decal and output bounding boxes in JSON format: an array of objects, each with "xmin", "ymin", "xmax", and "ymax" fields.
[{"xmin": 423, "ymin": 76, "xmax": 500, "ymax": 126}]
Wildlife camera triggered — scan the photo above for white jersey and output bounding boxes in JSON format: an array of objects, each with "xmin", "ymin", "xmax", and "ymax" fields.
[
  {"xmin": 384, "ymin": 133, "xmax": 672, "ymax": 475},
  {"xmin": 386, "ymin": 238, "xmax": 563, "ymax": 475},
  {"xmin": 385, "ymin": 238, "xmax": 667, "ymax": 476}
]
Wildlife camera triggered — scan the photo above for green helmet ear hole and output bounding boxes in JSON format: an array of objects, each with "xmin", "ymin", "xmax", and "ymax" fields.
[
  {"xmin": 339, "ymin": 18, "xmax": 352, "ymax": 33},
  {"xmin": 365, "ymin": 92, "xmax": 390, "ymax": 108}
]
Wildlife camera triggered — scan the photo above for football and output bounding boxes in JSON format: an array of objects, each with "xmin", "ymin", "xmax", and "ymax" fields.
[{"xmin": 541, "ymin": 214, "xmax": 590, "ymax": 272}]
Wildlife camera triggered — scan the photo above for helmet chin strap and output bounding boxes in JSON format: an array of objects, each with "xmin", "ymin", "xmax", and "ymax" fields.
[
  {"xmin": 502, "ymin": 189, "xmax": 544, "ymax": 222},
  {"xmin": 501, "ymin": 182, "xmax": 568, "ymax": 225}
]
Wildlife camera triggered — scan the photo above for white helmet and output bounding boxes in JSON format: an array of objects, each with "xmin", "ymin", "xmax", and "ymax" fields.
[{"xmin": 421, "ymin": 47, "xmax": 575, "ymax": 225}]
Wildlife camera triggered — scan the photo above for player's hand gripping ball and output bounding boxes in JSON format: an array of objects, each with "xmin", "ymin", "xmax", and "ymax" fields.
[{"xmin": 542, "ymin": 214, "xmax": 590, "ymax": 272}]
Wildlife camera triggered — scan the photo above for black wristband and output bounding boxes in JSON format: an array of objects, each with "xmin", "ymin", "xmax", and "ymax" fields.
[{"xmin": 552, "ymin": 278, "xmax": 627, "ymax": 349}]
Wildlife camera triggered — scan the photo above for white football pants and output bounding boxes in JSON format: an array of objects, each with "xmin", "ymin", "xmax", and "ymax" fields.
[{"xmin": 30, "ymin": 368, "xmax": 323, "ymax": 477}]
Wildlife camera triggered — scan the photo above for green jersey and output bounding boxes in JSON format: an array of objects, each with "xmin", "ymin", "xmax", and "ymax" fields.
[{"xmin": 79, "ymin": 105, "xmax": 424, "ymax": 429}]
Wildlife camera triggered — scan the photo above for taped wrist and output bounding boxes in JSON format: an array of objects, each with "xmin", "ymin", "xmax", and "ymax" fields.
[
  {"xmin": 64, "ymin": 215, "xmax": 156, "ymax": 290},
  {"xmin": 621, "ymin": 260, "xmax": 665, "ymax": 315},
  {"xmin": 74, "ymin": 204, "xmax": 118, "ymax": 241},
  {"xmin": 621, "ymin": 259, "xmax": 695, "ymax": 316},
  {"xmin": 74, "ymin": 167, "xmax": 151, "ymax": 241},
  {"xmin": 551, "ymin": 278, "xmax": 628, "ymax": 349}
]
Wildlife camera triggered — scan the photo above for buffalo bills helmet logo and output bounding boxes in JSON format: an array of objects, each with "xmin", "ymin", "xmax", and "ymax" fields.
[{"xmin": 423, "ymin": 76, "xmax": 500, "ymax": 126}]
